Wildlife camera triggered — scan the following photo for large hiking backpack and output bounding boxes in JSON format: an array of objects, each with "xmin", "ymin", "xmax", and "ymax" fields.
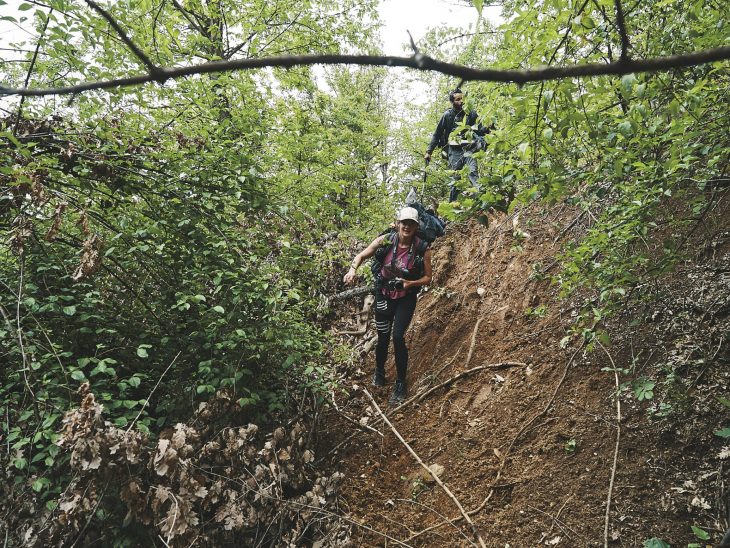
[
  {"xmin": 404, "ymin": 188, "xmax": 446, "ymax": 243},
  {"xmin": 410, "ymin": 201, "xmax": 446, "ymax": 243}
]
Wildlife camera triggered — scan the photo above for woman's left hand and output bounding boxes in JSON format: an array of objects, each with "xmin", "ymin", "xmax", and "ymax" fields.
[{"xmin": 402, "ymin": 280, "xmax": 414, "ymax": 291}]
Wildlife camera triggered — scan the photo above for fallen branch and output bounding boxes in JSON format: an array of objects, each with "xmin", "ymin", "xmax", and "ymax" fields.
[
  {"xmin": 328, "ymin": 285, "xmax": 371, "ymax": 302},
  {"xmin": 553, "ymin": 210, "xmax": 587, "ymax": 244},
  {"xmin": 597, "ymin": 341, "xmax": 622, "ymax": 548},
  {"xmin": 194, "ymin": 462, "xmax": 415, "ymax": 547},
  {"xmin": 530, "ymin": 502, "xmax": 583, "ymax": 542},
  {"xmin": 15, "ymin": 260, "xmax": 34, "ymax": 400},
  {"xmin": 485, "ymin": 343, "xmax": 584, "ymax": 497},
  {"xmin": 544, "ymin": 494, "xmax": 574, "ymax": 538},
  {"xmin": 325, "ymin": 393, "xmax": 383, "ymax": 438},
  {"xmin": 362, "ymin": 388, "xmax": 487, "ymax": 548},
  {"xmin": 417, "ymin": 341, "xmax": 465, "ymax": 392},
  {"xmin": 126, "ymin": 352, "xmax": 181, "ymax": 433},
  {"xmin": 323, "ymin": 361, "xmax": 524, "ymax": 460}
]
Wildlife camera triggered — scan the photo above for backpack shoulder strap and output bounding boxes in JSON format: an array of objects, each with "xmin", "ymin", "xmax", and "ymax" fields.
[
  {"xmin": 379, "ymin": 230, "xmax": 397, "ymax": 246},
  {"xmin": 373, "ymin": 230, "xmax": 396, "ymax": 260}
]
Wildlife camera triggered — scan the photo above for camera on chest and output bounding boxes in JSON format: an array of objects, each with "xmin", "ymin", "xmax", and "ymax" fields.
[{"xmin": 386, "ymin": 278, "xmax": 405, "ymax": 291}]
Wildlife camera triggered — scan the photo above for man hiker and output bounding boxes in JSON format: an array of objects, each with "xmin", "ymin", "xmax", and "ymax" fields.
[
  {"xmin": 425, "ymin": 88, "xmax": 489, "ymax": 202},
  {"xmin": 343, "ymin": 207, "xmax": 433, "ymax": 404}
]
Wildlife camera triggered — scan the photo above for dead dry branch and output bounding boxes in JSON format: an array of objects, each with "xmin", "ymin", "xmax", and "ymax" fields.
[{"xmin": 362, "ymin": 388, "xmax": 486, "ymax": 548}]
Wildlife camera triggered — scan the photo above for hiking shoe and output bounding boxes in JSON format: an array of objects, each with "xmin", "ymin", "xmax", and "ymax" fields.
[
  {"xmin": 372, "ymin": 369, "xmax": 386, "ymax": 387},
  {"xmin": 389, "ymin": 381, "xmax": 407, "ymax": 405}
]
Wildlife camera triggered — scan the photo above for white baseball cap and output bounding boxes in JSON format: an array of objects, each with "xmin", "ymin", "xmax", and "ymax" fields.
[{"xmin": 397, "ymin": 207, "xmax": 419, "ymax": 223}]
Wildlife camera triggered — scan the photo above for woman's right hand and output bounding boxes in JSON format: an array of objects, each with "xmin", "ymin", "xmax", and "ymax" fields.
[{"xmin": 343, "ymin": 268, "xmax": 356, "ymax": 285}]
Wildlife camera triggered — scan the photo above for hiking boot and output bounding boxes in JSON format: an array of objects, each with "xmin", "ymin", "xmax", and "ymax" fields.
[
  {"xmin": 389, "ymin": 380, "xmax": 407, "ymax": 405},
  {"xmin": 372, "ymin": 368, "xmax": 385, "ymax": 387}
]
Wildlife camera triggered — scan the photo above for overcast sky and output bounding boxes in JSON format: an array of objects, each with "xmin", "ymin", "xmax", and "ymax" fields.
[
  {"xmin": 378, "ymin": 0, "xmax": 482, "ymax": 54},
  {"xmin": 1, "ymin": 1, "xmax": 500, "ymax": 105}
]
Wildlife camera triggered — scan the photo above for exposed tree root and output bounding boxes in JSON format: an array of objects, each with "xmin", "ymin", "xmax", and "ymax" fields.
[
  {"xmin": 410, "ymin": 362, "xmax": 526, "ymax": 407},
  {"xmin": 598, "ymin": 341, "xmax": 622, "ymax": 548},
  {"xmin": 464, "ymin": 317, "xmax": 483, "ymax": 369}
]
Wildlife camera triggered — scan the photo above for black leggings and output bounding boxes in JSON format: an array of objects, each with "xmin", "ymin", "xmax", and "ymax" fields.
[{"xmin": 374, "ymin": 291, "xmax": 418, "ymax": 382}]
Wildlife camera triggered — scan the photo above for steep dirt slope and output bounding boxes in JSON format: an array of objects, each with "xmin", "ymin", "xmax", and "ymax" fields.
[{"xmin": 322, "ymin": 199, "xmax": 729, "ymax": 547}]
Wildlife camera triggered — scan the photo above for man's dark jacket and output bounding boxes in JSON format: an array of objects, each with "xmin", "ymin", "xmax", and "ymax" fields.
[{"xmin": 427, "ymin": 108, "xmax": 488, "ymax": 154}]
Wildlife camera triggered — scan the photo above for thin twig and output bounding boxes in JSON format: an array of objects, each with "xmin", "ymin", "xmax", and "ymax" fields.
[
  {"xmin": 421, "ymin": 341, "xmax": 465, "ymax": 388},
  {"xmin": 362, "ymin": 388, "xmax": 486, "ymax": 548},
  {"xmin": 490, "ymin": 344, "xmax": 582, "ymax": 496},
  {"xmin": 84, "ymin": 0, "xmax": 162, "ymax": 77},
  {"xmin": 324, "ymin": 361, "xmax": 524, "ymax": 459},
  {"xmin": 70, "ymin": 479, "xmax": 109, "ymax": 547},
  {"xmin": 3, "ymin": 46, "xmax": 730, "ymax": 97},
  {"xmin": 529, "ymin": 503, "xmax": 584, "ymax": 541},
  {"xmin": 126, "ymin": 352, "xmax": 181, "ymax": 433},
  {"xmin": 5, "ymin": 407, "xmax": 10, "ymax": 458},
  {"xmin": 553, "ymin": 210, "xmax": 587, "ymax": 244},
  {"xmin": 395, "ymin": 497, "xmax": 470, "ymax": 542},
  {"xmin": 327, "ymin": 395, "xmax": 383, "ymax": 437},
  {"xmin": 166, "ymin": 490, "xmax": 179, "ymax": 546},
  {"xmin": 409, "ymin": 345, "xmax": 584, "ymax": 542},
  {"xmin": 195, "ymin": 460, "xmax": 416, "ymax": 546},
  {"xmin": 411, "ymin": 362, "xmax": 526, "ymax": 406},
  {"xmin": 597, "ymin": 341, "xmax": 622, "ymax": 548},
  {"xmin": 16, "ymin": 259, "xmax": 34, "ymax": 399},
  {"xmin": 613, "ymin": 0, "xmax": 631, "ymax": 61},
  {"xmin": 406, "ymin": 30, "xmax": 419, "ymax": 54},
  {"xmin": 12, "ymin": 7, "xmax": 52, "ymax": 136}
]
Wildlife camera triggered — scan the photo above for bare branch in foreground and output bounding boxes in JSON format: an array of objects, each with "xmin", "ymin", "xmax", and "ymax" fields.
[
  {"xmin": 1, "ymin": 46, "xmax": 729, "ymax": 97},
  {"xmin": 362, "ymin": 387, "xmax": 487, "ymax": 548}
]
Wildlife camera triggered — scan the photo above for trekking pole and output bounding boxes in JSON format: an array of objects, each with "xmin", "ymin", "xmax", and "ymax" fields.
[{"xmin": 421, "ymin": 157, "xmax": 429, "ymax": 196}]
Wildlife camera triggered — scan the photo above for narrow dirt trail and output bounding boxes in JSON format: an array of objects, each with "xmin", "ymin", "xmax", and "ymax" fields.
[{"xmin": 322, "ymin": 202, "xmax": 730, "ymax": 547}]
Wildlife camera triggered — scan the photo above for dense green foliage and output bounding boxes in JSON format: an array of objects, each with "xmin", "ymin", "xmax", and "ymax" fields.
[{"xmin": 1, "ymin": 0, "xmax": 388, "ymax": 536}]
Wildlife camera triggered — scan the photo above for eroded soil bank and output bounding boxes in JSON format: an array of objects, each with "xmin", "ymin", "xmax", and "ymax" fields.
[{"xmin": 322, "ymin": 199, "xmax": 730, "ymax": 547}]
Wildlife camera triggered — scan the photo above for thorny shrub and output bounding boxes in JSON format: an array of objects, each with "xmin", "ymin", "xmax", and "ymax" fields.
[{"xmin": 6, "ymin": 385, "xmax": 349, "ymax": 547}]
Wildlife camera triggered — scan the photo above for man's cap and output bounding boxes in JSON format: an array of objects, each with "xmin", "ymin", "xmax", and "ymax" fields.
[{"xmin": 397, "ymin": 207, "xmax": 419, "ymax": 223}]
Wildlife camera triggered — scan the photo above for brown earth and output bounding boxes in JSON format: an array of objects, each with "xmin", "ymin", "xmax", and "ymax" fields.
[{"xmin": 322, "ymin": 197, "xmax": 730, "ymax": 547}]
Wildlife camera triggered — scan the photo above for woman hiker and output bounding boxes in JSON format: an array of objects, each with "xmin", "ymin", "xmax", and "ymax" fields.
[{"xmin": 343, "ymin": 207, "xmax": 433, "ymax": 404}]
